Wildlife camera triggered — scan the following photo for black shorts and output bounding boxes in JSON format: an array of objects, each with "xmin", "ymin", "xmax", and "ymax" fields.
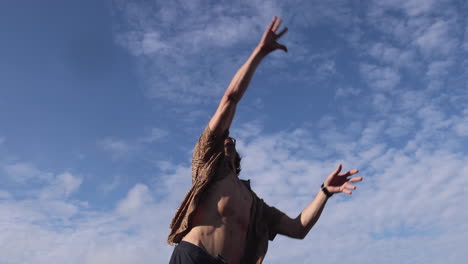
[{"xmin": 169, "ymin": 241, "xmax": 227, "ymax": 264}]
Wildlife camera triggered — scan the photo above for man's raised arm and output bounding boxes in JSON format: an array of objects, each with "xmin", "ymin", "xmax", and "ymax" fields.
[{"xmin": 208, "ymin": 16, "xmax": 288, "ymax": 137}]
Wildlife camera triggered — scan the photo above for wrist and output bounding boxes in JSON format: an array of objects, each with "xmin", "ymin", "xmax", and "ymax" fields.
[
  {"xmin": 254, "ymin": 45, "xmax": 269, "ymax": 57},
  {"xmin": 321, "ymin": 183, "xmax": 333, "ymax": 198}
]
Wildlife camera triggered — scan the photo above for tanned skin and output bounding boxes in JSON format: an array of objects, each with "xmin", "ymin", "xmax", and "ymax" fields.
[{"xmin": 182, "ymin": 17, "xmax": 363, "ymax": 263}]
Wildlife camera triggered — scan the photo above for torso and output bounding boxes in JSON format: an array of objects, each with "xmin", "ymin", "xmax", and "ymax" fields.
[{"xmin": 182, "ymin": 161, "xmax": 253, "ymax": 264}]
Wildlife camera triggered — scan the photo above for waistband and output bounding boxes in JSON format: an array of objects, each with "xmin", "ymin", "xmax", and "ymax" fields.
[{"xmin": 177, "ymin": 241, "xmax": 227, "ymax": 264}]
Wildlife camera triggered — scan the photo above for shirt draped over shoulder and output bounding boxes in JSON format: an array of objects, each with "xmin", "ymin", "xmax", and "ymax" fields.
[
  {"xmin": 167, "ymin": 125, "xmax": 286, "ymax": 264},
  {"xmin": 167, "ymin": 125, "xmax": 225, "ymax": 244}
]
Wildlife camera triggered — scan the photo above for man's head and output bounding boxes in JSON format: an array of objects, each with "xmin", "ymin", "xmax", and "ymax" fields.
[{"xmin": 224, "ymin": 137, "xmax": 242, "ymax": 176}]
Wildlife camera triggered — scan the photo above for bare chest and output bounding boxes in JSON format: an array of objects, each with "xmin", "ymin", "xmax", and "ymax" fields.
[
  {"xmin": 200, "ymin": 175, "xmax": 253, "ymax": 230},
  {"xmin": 218, "ymin": 179, "xmax": 252, "ymax": 225}
]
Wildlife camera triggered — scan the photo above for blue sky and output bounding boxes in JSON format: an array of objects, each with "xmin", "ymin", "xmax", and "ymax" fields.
[{"xmin": 1, "ymin": 0, "xmax": 467, "ymax": 263}]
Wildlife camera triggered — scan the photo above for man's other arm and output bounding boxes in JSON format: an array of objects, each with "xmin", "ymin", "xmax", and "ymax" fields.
[{"xmin": 277, "ymin": 164, "xmax": 363, "ymax": 239}]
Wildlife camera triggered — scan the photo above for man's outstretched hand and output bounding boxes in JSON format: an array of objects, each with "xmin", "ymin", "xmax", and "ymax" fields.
[
  {"xmin": 258, "ymin": 16, "xmax": 288, "ymax": 54},
  {"xmin": 323, "ymin": 164, "xmax": 363, "ymax": 195}
]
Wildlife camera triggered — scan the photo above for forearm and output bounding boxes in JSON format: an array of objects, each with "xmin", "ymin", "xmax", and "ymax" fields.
[
  {"xmin": 224, "ymin": 46, "xmax": 267, "ymax": 103},
  {"xmin": 296, "ymin": 189, "xmax": 329, "ymax": 238}
]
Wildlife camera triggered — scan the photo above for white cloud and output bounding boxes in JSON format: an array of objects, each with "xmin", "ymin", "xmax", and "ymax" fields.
[
  {"xmin": 399, "ymin": 0, "xmax": 436, "ymax": 16},
  {"xmin": 377, "ymin": 0, "xmax": 436, "ymax": 17},
  {"xmin": 315, "ymin": 59, "xmax": 336, "ymax": 79},
  {"xmin": 3, "ymin": 162, "xmax": 52, "ymax": 183},
  {"xmin": 99, "ymin": 175, "xmax": 121, "ymax": 193},
  {"xmin": 40, "ymin": 172, "xmax": 83, "ymax": 199},
  {"xmin": 335, "ymin": 86, "xmax": 361, "ymax": 98},
  {"xmin": 57, "ymin": 172, "xmax": 82, "ymax": 196},
  {"xmin": 368, "ymin": 42, "xmax": 418, "ymax": 69},
  {"xmin": 426, "ymin": 60, "xmax": 453, "ymax": 79},
  {"xmin": 414, "ymin": 19, "xmax": 457, "ymax": 57},
  {"xmin": 98, "ymin": 138, "xmax": 132, "ymax": 159},
  {"xmin": 117, "ymin": 184, "xmax": 153, "ymax": 215},
  {"xmin": 372, "ymin": 93, "xmax": 393, "ymax": 113},
  {"xmin": 385, "ymin": 115, "xmax": 414, "ymax": 137},
  {"xmin": 464, "ymin": 24, "xmax": 468, "ymax": 51},
  {"xmin": 98, "ymin": 127, "xmax": 170, "ymax": 160},
  {"xmin": 360, "ymin": 63, "xmax": 401, "ymax": 91},
  {"xmin": 140, "ymin": 127, "xmax": 168, "ymax": 143},
  {"xmin": 116, "ymin": 31, "xmax": 171, "ymax": 56},
  {"xmin": 113, "ymin": 0, "xmax": 276, "ymax": 104},
  {"xmin": 0, "ymin": 190, "xmax": 12, "ymax": 199},
  {"xmin": 112, "ymin": 0, "xmax": 355, "ymax": 104},
  {"xmin": 452, "ymin": 109, "xmax": 468, "ymax": 137}
]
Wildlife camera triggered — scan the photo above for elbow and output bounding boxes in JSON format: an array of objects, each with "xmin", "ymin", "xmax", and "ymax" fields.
[
  {"xmin": 293, "ymin": 223, "xmax": 308, "ymax": 240},
  {"xmin": 296, "ymin": 229, "xmax": 307, "ymax": 240},
  {"xmin": 292, "ymin": 216, "xmax": 308, "ymax": 239},
  {"xmin": 224, "ymin": 93, "xmax": 240, "ymax": 104}
]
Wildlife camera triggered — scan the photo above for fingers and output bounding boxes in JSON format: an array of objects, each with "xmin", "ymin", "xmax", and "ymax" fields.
[
  {"xmin": 276, "ymin": 27, "xmax": 288, "ymax": 39},
  {"xmin": 277, "ymin": 43, "xmax": 288, "ymax": 53},
  {"xmin": 342, "ymin": 189, "xmax": 352, "ymax": 195},
  {"xmin": 343, "ymin": 183, "xmax": 356, "ymax": 191},
  {"xmin": 340, "ymin": 183, "xmax": 356, "ymax": 195},
  {"xmin": 267, "ymin": 16, "xmax": 277, "ymax": 33},
  {"xmin": 331, "ymin": 164, "xmax": 342, "ymax": 176},
  {"xmin": 272, "ymin": 17, "xmax": 282, "ymax": 32},
  {"xmin": 348, "ymin": 176, "xmax": 363, "ymax": 183},
  {"xmin": 339, "ymin": 169, "xmax": 359, "ymax": 177}
]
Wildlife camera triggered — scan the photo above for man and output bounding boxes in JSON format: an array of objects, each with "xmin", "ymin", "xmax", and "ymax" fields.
[{"xmin": 168, "ymin": 17, "xmax": 363, "ymax": 264}]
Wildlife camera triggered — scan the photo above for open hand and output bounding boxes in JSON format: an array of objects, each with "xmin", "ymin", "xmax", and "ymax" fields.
[
  {"xmin": 258, "ymin": 16, "xmax": 288, "ymax": 54},
  {"xmin": 323, "ymin": 164, "xmax": 363, "ymax": 195}
]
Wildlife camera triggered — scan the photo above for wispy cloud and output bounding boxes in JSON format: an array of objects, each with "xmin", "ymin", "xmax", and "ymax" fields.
[
  {"xmin": 3, "ymin": 162, "xmax": 52, "ymax": 183},
  {"xmin": 98, "ymin": 138, "xmax": 132, "ymax": 159},
  {"xmin": 335, "ymin": 86, "xmax": 361, "ymax": 98},
  {"xmin": 98, "ymin": 127, "xmax": 169, "ymax": 160},
  {"xmin": 39, "ymin": 172, "xmax": 83, "ymax": 200},
  {"xmin": 414, "ymin": 19, "xmax": 458, "ymax": 58},
  {"xmin": 112, "ymin": 0, "xmax": 355, "ymax": 105},
  {"xmin": 360, "ymin": 63, "xmax": 401, "ymax": 91},
  {"xmin": 117, "ymin": 183, "xmax": 153, "ymax": 215},
  {"xmin": 0, "ymin": 190, "xmax": 12, "ymax": 199},
  {"xmin": 113, "ymin": 0, "xmax": 276, "ymax": 103},
  {"xmin": 139, "ymin": 127, "xmax": 168, "ymax": 143},
  {"xmin": 99, "ymin": 175, "xmax": 122, "ymax": 193}
]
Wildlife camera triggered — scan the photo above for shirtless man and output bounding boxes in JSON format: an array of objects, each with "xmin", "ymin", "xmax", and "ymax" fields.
[{"xmin": 168, "ymin": 17, "xmax": 363, "ymax": 264}]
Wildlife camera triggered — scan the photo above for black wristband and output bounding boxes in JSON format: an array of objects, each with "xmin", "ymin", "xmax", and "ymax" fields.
[{"xmin": 321, "ymin": 183, "xmax": 333, "ymax": 198}]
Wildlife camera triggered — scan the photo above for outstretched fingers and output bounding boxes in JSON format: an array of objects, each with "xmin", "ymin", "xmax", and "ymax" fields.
[
  {"xmin": 331, "ymin": 164, "xmax": 343, "ymax": 177},
  {"xmin": 276, "ymin": 43, "xmax": 288, "ymax": 53},
  {"xmin": 272, "ymin": 17, "xmax": 282, "ymax": 32},
  {"xmin": 342, "ymin": 189, "xmax": 353, "ymax": 195},
  {"xmin": 344, "ymin": 182, "xmax": 357, "ymax": 190},
  {"xmin": 339, "ymin": 169, "xmax": 359, "ymax": 177},
  {"xmin": 276, "ymin": 27, "xmax": 288, "ymax": 39},
  {"xmin": 341, "ymin": 183, "xmax": 356, "ymax": 195},
  {"xmin": 267, "ymin": 16, "xmax": 277, "ymax": 33},
  {"xmin": 261, "ymin": 16, "xmax": 289, "ymax": 53},
  {"xmin": 348, "ymin": 176, "xmax": 363, "ymax": 183}
]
